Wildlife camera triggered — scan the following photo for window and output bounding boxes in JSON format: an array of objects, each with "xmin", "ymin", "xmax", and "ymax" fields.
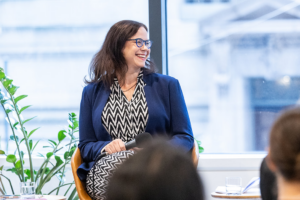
[
  {"xmin": 0, "ymin": 0, "xmax": 148, "ymax": 153},
  {"xmin": 167, "ymin": 0, "xmax": 300, "ymax": 153}
]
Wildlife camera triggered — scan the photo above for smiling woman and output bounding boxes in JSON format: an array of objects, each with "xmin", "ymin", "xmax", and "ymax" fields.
[{"xmin": 77, "ymin": 20, "xmax": 194, "ymax": 199}]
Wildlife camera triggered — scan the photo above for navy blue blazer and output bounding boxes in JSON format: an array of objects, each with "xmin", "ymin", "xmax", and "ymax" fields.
[{"xmin": 77, "ymin": 72, "xmax": 194, "ymax": 181}]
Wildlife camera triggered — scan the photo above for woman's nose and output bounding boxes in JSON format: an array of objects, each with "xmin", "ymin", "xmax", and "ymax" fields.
[{"xmin": 140, "ymin": 42, "xmax": 148, "ymax": 50}]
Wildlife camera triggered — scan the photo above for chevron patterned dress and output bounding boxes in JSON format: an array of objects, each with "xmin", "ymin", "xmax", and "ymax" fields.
[{"xmin": 86, "ymin": 70, "xmax": 149, "ymax": 200}]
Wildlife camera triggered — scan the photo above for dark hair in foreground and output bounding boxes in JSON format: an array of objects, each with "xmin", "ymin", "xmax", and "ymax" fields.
[
  {"xmin": 106, "ymin": 141, "xmax": 204, "ymax": 200},
  {"xmin": 85, "ymin": 20, "xmax": 156, "ymax": 87},
  {"xmin": 269, "ymin": 106, "xmax": 300, "ymax": 181},
  {"xmin": 260, "ymin": 157, "xmax": 277, "ymax": 200}
]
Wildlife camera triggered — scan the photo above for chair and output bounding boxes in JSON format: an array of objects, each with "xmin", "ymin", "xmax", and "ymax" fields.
[
  {"xmin": 71, "ymin": 140, "xmax": 199, "ymax": 200},
  {"xmin": 192, "ymin": 139, "xmax": 199, "ymax": 168},
  {"xmin": 71, "ymin": 148, "xmax": 92, "ymax": 200}
]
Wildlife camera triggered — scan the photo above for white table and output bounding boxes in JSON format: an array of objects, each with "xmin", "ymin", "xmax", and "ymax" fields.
[
  {"xmin": 211, "ymin": 192, "xmax": 261, "ymax": 199},
  {"xmin": 35, "ymin": 195, "xmax": 67, "ymax": 200}
]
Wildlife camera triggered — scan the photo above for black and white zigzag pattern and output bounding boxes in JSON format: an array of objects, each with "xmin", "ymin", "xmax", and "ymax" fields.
[
  {"xmin": 101, "ymin": 70, "xmax": 149, "ymax": 142},
  {"xmin": 86, "ymin": 151, "xmax": 135, "ymax": 200}
]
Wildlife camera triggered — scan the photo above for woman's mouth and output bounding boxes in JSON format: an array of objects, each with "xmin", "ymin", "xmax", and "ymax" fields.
[{"xmin": 136, "ymin": 54, "xmax": 146, "ymax": 61}]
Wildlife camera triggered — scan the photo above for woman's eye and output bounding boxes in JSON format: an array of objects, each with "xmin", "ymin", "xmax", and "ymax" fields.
[{"xmin": 137, "ymin": 40, "xmax": 143, "ymax": 46}]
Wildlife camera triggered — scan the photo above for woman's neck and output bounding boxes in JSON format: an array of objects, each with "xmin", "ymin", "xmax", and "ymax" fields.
[
  {"xmin": 117, "ymin": 67, "xmax": 141, "ymax": 87},
  {"xmin": 277, "ymin": 175, "xmax": 300, "ymax": 200}
]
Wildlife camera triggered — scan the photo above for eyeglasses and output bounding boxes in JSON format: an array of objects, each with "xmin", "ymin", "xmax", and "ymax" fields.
[{"xmin": 127, "ymin": 38, "xmax": 153, "ymax": 49}]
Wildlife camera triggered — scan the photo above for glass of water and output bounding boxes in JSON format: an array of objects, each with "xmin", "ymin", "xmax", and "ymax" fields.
[
  {"xmin": 20, "ymin": 182, "xmax": 35, "ymax": 199},
  {"xmin": 225, "ymin": 177, "xmax": 242, "ymax": 195}
]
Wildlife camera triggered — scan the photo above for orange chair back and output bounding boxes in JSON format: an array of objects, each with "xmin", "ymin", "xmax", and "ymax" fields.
[
  {"xmin": 71, "ymin": 148, "xmax": 92, "ymax": 200},
  {"xmin": 192, "ymin": 139, "xmax": 199, "ymax": 168}
]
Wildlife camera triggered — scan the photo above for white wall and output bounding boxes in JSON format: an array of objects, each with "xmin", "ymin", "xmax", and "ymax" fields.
[{"xmin": 0, "ymin": 154, "xmax": 265, "ymax": 200}]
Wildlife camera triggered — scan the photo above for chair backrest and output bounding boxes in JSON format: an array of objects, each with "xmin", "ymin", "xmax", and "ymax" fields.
[
  {"xmin": 71, "ymin": 148, "xmax": 92, "ymax": 200},
  {"xmin": 192, "ymin": 139, "xmax": 199, "ymax": 168}
]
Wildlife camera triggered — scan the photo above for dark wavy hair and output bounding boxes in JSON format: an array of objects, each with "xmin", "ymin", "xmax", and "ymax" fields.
[
  {"xmin": 85, "ymin": 20, "xmax": 156, "ymax": 87},
  {"xmin": 269, "ymin": 106, "xmax": 300, "ymax": 181}
]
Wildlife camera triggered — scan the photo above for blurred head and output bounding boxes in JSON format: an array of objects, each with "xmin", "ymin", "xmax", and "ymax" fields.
[
  {"xmin": 85, "ymin": 20, "xmax": 155, "ymax": 87},
  {"xmin": 268, "ymin": 106, "xmax": 300, "ymax": 181},
  {"xmin": 260, "ymin": 157, "xmax": 277, "ymax": 200},
  {"xmin": 106, "ymin": 140, "xmax": 204, "ymax": 200}
]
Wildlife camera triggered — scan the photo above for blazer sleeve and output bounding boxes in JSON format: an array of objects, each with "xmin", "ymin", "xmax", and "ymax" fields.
[
  {"xmin": 78, "ymin": 86, "xmax": 110, "ymax": 162},
  {"xmin": 168, "ymin": 79, "xmax": 194, "ymax": 151}
]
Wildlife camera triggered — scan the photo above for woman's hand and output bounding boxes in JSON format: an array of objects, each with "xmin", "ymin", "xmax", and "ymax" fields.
[{"xmin": 104, "ymin": 139, "xmax": 126, "ymax": 154}]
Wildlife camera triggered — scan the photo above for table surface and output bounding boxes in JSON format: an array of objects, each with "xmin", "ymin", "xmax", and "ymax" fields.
[
  {"xmin": 0, "ymin": 195, "xmax": 66, "ymax": 200},
  {"xmin": 37, "ymin": 195, "xmax": 67, "ymax": 200},
  {"xmin": 211, "ymin": 192, "xmax": 261, "ymax": 199}
]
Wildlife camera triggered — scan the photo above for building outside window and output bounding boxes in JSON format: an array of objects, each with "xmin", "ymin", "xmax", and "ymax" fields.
[{"xmin": 168, "ymin": 0, "xmax": 300, "ymax": 153}]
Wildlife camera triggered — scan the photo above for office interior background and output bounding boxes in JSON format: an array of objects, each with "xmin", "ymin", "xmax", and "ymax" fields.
[{"xmin": 0, "ymin": 0, "xmax": 300, "ymax": 199}]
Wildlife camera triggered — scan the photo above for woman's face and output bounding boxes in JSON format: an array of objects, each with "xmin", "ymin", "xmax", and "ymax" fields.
[{"xmin": 123, "ymin": 27, "xmax": 150, "ymax": 70}]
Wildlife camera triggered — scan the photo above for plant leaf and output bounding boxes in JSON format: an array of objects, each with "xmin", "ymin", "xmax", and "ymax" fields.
[
  {"xmin": 64, "ymin": 151, "xmax": 69, "ymax": 160},
  {"xmin": 0, "ymin": 70, "xmax": 5, "ymax": 79},
  {"xmin": 24, "ymin": 169, "xmax": 31, "ymax": 178},
  {"xmin": 43, "ymin": 146, "xmax": 53, "ymax": 149},
  {"xmin": 0, "ymin": 150, "xmax": 5, "ymax": 155},
  {"xmin": 32, "ymin": 140, "xmax": 40, "ymax": 152},
  {"xmin": 7, "ymin": 167, "xmax": 17, "ymax": 174},
  {"xmin": 198, "ymin": 146, "xmax": 204, "ymax": 154},
  {"xmin": 19, "ymin": 138, "xmax": 25, "ymax": 145},
  {"xmin": 58, "ymin": 130, "xmax": 67, "ymax": 142},
  {"xmin": 27, "ymin": 127, "xmax": 39, "ymax": 139},
  {"xmin": 15, "ymin": 159, "xmax": 24, "ymax": 169},
  {"xmin": 20, "ymin": 151, "xmax": 24, "ymax": 159},
  {"xmin": 5, "ymin": 108, "xmax": 13, "ymax": 114},
  {"xmin": 73, "ymin": 121, "xmax": 79, "ymax": 129},
  {"xmin": 13, "ymin": 122, "xmax": 19, "ymax": 128},
  {"xmin": 14, "ymin": 95, "xmax": 28, "ymax": 104},
  {"xmin": 29, "ymin": 140, "xmax": 33, "ymax": 151},
  {"xmin": 19, "ymin": 105, "xmax": 31, "ymax": 114},
  {"xmin": 22, "ymin": 116, "xmax": 36, "ymax": 125},
  {"xmin": 46, "ymin": 152, "xmax": 53, "ymax": 159},
  {"xmin": 6, "ymin": 154, "xmax": 17, "ymax": 163},
  {"xmin": 0, "ymin": 165, "xmax": 3, "ymax": 171},
  {"xmin": 54, "ymin": 147, "xmax": 63, "ymax": 153},
  {"xmin": 8, "ymin": 85, "xmax": 19, "ymax": 96},
  {"xmin": 37, "ymin": 153, "xmax": 45, "ymax": 158},
  {"xmin": 55, "ymin": 156, "xmax": 63, "ymax": 167},
  {"xmin": 44, "ymin": 167, "xmax": 50, "ymax": 174},
  {"xmin": 48, "ymin": 139, "xmax": 57, "ymax": 147},
  {"xmin": 9, "ymin": 135, "xmax": 19, "ymax": 143},
  {"xmin": 2, "ymin": 78, "xmax": 13, "ymax": 89}
]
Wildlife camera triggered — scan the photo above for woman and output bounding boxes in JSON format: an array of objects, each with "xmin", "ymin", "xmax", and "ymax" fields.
[
  {"xmin": 77, "ymin": 20, "xmax": 194, "ymax": 198},
  {"xmin": 266, "ymin": 107, "xmax": 300, "ymax": 200}
]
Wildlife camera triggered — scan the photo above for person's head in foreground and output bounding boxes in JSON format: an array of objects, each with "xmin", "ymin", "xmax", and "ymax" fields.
[
  {"xmin": 267, "ymin": 106, "xmax": 300, "ymax": 200},
  {"xmin": 260, "ymin": 157, "xmax": 277, "ymax": 200},
  {"xmin": 106, "ymin": 140, "xmax": 204, "ymax": 200}
]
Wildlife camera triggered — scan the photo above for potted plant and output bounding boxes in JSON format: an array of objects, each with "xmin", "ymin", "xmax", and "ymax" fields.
[{"xmin": 0, "ymin": 67, "xmax": 79, "ymax": 199}]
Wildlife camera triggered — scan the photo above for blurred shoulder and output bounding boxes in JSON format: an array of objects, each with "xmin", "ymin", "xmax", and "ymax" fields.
[
  {"xmin": 144, "ymin": 72, "xmax": 179, "ymax": 85},
  {"xmin": 82, "ymin": 81, "xmax": 105, "ymax": 97}
]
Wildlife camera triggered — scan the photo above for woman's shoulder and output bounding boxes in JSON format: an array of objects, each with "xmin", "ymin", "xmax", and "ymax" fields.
[
  {"xmin": 82, "ymin": 81, "xmax": 106, "ymax": 97},
  {"xmin": 144, "ymin": 72, "xmax": 179, "ymax": 85}
]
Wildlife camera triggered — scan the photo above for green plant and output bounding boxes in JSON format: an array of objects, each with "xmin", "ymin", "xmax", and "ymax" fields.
[
  {"xmin": 0, "ymin": 67, "xmax": 79, "ymax": 199},
  {"xmin": 196, "ymin": 139, "xmax": 204, "ymax": 154}
]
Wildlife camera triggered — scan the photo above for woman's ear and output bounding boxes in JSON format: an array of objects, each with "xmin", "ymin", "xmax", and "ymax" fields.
[{"xmin": 266, "ymin": 148, "xmax": 277, "ymax": 173}]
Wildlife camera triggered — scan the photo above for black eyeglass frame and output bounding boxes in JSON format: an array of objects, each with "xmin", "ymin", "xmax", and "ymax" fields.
[{"xmin": 127, "ymin": 38, "xmax": 153, "ymax": 49}]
